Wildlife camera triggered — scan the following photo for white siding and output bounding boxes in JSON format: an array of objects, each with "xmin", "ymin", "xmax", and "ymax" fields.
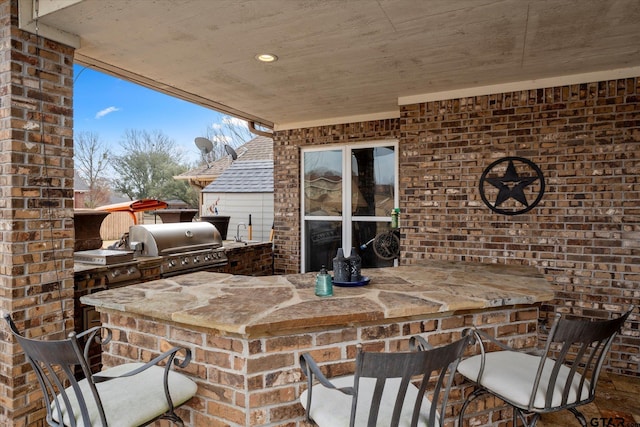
[{"xmin": 202, "ymin": 193, "xmax": 274, "ymax": 242}]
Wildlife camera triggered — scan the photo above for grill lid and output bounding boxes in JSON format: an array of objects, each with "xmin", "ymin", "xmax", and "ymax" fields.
[{"xmin": 128, "ymin": 222, "xmax": 223, "ymax": 256}]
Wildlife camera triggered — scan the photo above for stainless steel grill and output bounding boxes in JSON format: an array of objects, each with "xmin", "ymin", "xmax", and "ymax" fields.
[
  {"xmin": 74, "ymin": 250, "xmax": 142, "ymax": 286},
  {"xmin": 74, "ymin": 249, "xmax": 134, "ymax": 265},
  {"xmin": 128, "ymin": 222, "xmax": 228, "ymax": 277}
]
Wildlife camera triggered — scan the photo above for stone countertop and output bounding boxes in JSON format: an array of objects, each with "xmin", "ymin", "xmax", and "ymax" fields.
[
  {"xmin": 80, "ymin": 261, "xmax": 554, "ymax": 337},
  {"xmin": 221, "ymin": 240, "xmax": 272, "ymax": 249}
]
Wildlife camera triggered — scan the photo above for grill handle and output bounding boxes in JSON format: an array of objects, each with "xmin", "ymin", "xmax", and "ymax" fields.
[{"xmin": 159, "ymin": 243, "xmax": 220, "ymax": 255}]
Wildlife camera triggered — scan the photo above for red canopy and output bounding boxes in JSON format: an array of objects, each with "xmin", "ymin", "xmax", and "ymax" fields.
[{"xmin": 96, "ymin": 199, "xmax": 168, "ymax": 224}]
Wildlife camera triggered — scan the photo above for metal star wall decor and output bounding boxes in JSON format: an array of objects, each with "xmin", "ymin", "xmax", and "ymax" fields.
[{"xmin": 479, "ymin": 157, "xmax": 545, "ymax": 215}]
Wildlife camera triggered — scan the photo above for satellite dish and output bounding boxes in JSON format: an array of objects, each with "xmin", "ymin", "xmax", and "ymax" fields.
[
  {"xmin": 195, "ymin": 137, "xmax": 214, "ymax": 167},
  {"xmin": 224, "ymin": 144, "xmax": 238, "ymax": 160},
  {"xmin": 195, "ymin": 137, "xmax": 214, "ymax": 154}
]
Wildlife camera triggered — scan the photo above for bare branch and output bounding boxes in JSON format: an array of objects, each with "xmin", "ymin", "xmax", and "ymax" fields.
[{"xmin": 74, "ymin": 131, "xmax": 112, "ymax": 208}]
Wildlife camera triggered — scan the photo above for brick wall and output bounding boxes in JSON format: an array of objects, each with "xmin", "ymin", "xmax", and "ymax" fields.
[
  {"xmin": 99, "ymin": 306, "xmax": 539, "ymax": 427},
  {"xmin": 0, "ymin": 1, "xmax": 75, "ymax": 425},
  {"xmin": 222, "ymin": 242, "xmax": 274, "ymax": 276},
  {"xmin": 399, "ymin": 79, "xmax": 639, "ymax": 375},
  {"xmin": 272, "ymin": 78, "xmax": 639, "ymax": 375}
]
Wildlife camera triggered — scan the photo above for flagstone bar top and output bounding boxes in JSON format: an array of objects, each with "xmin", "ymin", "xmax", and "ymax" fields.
[{"xmin": 81, "ymin": 261, "xmax": 554, "ymax": 337}]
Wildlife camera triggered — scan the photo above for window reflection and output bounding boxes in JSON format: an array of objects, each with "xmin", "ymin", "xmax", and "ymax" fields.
[
  {"xmin": 352, "ymin": 222, "xmax": 395, "ymax": 268},
  {"xmin": 352, "ymin": 147, "xmax": 395, "ymax": 216},
  {"xmin": 302, "ymin": 143, "xmax": 397, "ymax": 272},
  {"xmin": 305, "ymin": 221, "xmax": 342, "ymax": 271},
  {"xmin": 304, "ymin": 150, "xmax": 342, "ymax": 216}
]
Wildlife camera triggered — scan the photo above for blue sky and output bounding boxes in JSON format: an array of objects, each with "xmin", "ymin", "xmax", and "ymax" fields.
[{"xmin": 73, "ymin": 64, "xmax": 228, "ymax": 165}]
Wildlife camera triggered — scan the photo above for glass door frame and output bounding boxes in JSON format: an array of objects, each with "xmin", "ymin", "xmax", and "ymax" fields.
[{"xmin": 300, "ymin": 139, "xmax": 399, "ymax": 273}]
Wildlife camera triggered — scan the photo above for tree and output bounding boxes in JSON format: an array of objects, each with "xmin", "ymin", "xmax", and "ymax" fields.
[
  {"xmin": 198, "ymin": 115, "xmax": 253, "ymax": 165},
  {"xmin": 111, "ymin": 129, "xmax": 198, "ymax": 207},
  {"xmin": 74, "ymin": 131, "xmax": 112, "ymax": 208}
]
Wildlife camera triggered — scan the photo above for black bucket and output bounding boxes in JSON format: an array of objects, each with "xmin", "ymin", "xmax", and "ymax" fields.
[{"xmin": 201, "ymin": 216, "xmax": 230, "ymax": 240}]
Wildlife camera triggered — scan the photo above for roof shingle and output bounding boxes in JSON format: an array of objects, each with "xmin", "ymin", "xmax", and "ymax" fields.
[{"xmin": 203, "ymin": 160, "xmax": 273, "ymax": 193}]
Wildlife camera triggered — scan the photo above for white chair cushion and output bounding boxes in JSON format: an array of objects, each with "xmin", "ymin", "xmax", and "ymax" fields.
[
  {"xmin": 299, "ymin": 375, "xmax": 438, "ymax": 427},
  {"xmin": 52, "ymin": 362, "xmax": 198, "ymax": 427},
  {"xmin": 457, "ymin": 351, "xmax": 591, "ymax": 409}
]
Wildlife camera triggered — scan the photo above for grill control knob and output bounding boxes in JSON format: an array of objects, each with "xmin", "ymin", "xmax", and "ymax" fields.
[
  {"xmin": 194, "ymin": 256, "xmax": 200, "ymax": 263},
  {"xmin": 181, "ymin": 257, "xmax": 189, "ymax": 265},
  {"xmin": 168, "ymin": 259, "xmax": 177, "ymax": 267}
]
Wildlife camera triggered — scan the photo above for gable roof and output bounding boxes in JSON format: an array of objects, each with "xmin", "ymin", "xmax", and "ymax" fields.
[
  {"xmin": 177, "ymin": 156, "xmax": 234, "ymax": 181},
  {"xmin": 232, "ymin": 135, "xmax": 273, "ymax": 161},
  {"xmin": 203, "ymin": 160, "xmax": 273, "ymax": 193},
  {"xmin": 182, "ymin": 135, "xmax": 273, "ymax": 176},
  {"xmin": 176, "ymin": 135, "xmax": 273, "ymax": 185}
]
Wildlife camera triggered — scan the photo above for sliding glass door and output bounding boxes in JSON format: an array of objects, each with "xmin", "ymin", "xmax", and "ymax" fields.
[{"xmin": 301, "ymin": 140, "xmax": 398, "ymax": 272}]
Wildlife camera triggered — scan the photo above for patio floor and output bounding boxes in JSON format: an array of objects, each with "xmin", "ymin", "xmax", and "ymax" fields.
[{"xmin": 537, "ymin": 372, "xmax": 639, "ymax": 427}]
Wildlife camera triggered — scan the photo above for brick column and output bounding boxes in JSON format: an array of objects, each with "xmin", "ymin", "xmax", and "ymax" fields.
[{"xmin": 0, "ymin": 1, "xmax": 75, "ymax": 425}]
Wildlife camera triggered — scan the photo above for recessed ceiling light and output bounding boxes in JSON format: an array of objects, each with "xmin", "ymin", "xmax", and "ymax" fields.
[{"xmin": 255, "ymin": 53, "xmax": 278, "ymax": 63}]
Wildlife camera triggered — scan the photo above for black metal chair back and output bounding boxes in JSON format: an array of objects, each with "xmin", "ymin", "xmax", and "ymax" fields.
[
  {"xmin": 457, "ymin": 306, "xmax": 635, "ymax": 427},
  {"xmin": 532, "ymin": 307, "xmax": 633, "ymax": 410},
  {"xmin": 300, "ymin": 332, "xmax": 471, "ymax": 427},
  {"xmin": 354, "ymin": 337, "xmax": 469, "ymax": 427},
  {"xmin": 5, "ymin": 314, "xmax": 107, "ymax": 427},
  {"xmin": 4, "ymin": 313, "xmax": 196, "ymax": 427}
]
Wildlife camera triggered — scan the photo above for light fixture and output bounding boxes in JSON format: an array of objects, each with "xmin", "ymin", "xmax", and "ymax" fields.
[{"xmin": 255, "ymin": 53, "xmax": 278, "ymax": 63}]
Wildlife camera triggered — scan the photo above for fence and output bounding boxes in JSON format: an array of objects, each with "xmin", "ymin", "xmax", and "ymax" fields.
[{"xmin": 99, "ymin": 212, "xmax": 159, "ymax": 240}]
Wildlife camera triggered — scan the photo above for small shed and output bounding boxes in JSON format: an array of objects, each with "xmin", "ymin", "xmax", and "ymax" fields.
[{"xmin": 202, "ymin": 160, "xmax": 274, "ymax": 242}]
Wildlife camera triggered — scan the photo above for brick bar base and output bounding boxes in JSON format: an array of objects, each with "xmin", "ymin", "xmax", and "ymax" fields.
[{"xmin": 98, "ymin": 305, "xmax": 540, "ymax": 427}]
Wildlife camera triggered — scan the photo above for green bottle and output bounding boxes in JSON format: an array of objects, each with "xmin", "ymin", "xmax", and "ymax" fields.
[
  {"xmin": 391, "ymin": 208, "xmax": 400, "ymax": 229},
  {"xmin": 315, "ymin": 265, "xmax": 333, "ymax": 297}
]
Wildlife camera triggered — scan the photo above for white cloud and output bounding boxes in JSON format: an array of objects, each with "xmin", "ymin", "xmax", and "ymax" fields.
[{"xmin": 95, "ymin": 106, "xmax": 120, "ymax": 119}]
